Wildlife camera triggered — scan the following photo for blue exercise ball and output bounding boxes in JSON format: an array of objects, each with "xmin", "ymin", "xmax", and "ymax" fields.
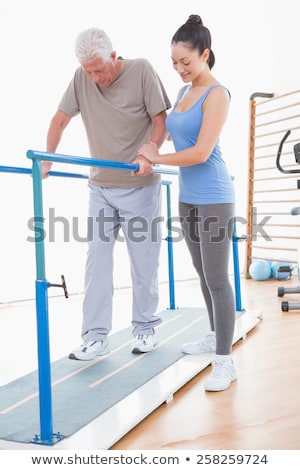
[{"xmin": 249, "ymin": 260, "xmax": 271, "ymax": 281}]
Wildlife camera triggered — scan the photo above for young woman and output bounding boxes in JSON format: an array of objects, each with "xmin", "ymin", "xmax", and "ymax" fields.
[{"xmin": 137, "ymin": 15, "xmax": 236, "ymax": 391}]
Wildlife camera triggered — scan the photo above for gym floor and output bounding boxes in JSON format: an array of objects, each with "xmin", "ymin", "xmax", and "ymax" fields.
[
  {"xmin": 111, "ymin": 275, "xmax": 300, "ymax": 450},
  {"xmin": 0, "ymin": 274, "xmax": 299, "ymax": 450}
]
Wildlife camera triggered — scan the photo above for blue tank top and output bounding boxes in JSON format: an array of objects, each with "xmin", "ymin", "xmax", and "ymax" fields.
[{"xmin": 166, "ymin": 84, "xmax": 235, "ymax": 204}]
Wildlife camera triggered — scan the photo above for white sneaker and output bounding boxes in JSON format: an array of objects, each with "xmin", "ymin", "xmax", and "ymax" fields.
[
  {"xmin": 132, "ymin": 335, "xmax": 155, "ymax": 353},
  {"xmin": 69, "ymin": 339, "xmax": 110, "ymax": 361},
  {"xmin": 205, "ymin": 357, "xmax": 237, "ymax": 391},
  {"xmin": 181, "ymin": 332, "xmax": 216, "ymax": 354}
]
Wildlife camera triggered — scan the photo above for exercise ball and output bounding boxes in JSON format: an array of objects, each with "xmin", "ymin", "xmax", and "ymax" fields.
[
  {"xmin": 271, "ymin": 261, "xmax": 292, "ymax": 280},
  {"xmin": 249, "ymin": 260, "xmax": 271, "ymax": 281}
]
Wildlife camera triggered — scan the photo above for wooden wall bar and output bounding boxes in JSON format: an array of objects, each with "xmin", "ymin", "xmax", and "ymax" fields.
[{"xmin": 245, "ymin": 90, "xmax": 300, "ymax": 274}]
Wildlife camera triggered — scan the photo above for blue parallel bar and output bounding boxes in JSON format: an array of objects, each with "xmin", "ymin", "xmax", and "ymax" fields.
[
  {"xmin": 0, "ymin": 166, "xmax": 32, "ymax": 175},
  {"xmin": 26, "ymin": 150, "xmax": 179, "ymax": 176},
  {"xmin": 0, "ymin": 164, "xmax": 88, "ymax": 179},
  {"xmin": 26, "ymin": 149, "xmax": 139, "ymax": 172}
]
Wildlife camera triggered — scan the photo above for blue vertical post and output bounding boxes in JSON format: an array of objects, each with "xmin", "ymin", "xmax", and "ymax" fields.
[
  {"xmin": 232, "ymin": 217, "xmax": 244, "ymax": 312},
  {"xmin": 163, "ymin": 181, "xmax": 176, "ymax": 310},
  {"xmin": 32, "ymin": 159, "xmax": 46, "ymax": 279},
  {"xmin": 31, "ymin": 159, "xmax": 62, "ymax": 445},
  {"xmin": 34, "ymin": 280, "xmax": 54, "ymax": 443}
]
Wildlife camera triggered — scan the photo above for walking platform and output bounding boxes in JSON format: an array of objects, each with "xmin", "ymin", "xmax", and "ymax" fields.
[{"xmin": 0, "ymin": 303, "xmax": 262, "ymax": 450}]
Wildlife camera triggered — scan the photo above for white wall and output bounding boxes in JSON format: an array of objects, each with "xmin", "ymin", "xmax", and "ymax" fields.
[{"xmin": 1, "ymin": 0, "xmax": 299, "ymax": 301}]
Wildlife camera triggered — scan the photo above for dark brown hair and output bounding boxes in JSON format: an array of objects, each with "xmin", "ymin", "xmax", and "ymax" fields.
[{"xmin": 171, "ymin": 14, "xmax": 215, "ymax": 69}]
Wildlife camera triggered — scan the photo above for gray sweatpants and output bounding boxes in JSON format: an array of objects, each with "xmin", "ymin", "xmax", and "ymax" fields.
[
  {"xmin": 82, "ymin": 183, "xmax": 162, "ymax": 341},
  {"xmin": 179, "ymin": 202, "xmax": 236, "ymax": 355}
]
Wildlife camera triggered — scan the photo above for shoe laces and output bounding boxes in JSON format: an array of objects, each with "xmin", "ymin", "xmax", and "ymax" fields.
[
  {"xmin": 199, "ymin": 333, "xmax": 216, "ymax": 349},
  {"xmin": 82, "ymin": 340, "xmax": 103, "ymax": 348},
  {"xmin": 211, "ymin": 359, "xmax": 233, "ymax": 378},
  {"xmin": 83, "ymin": 340, "xmax": 94, "ymax": 347}
]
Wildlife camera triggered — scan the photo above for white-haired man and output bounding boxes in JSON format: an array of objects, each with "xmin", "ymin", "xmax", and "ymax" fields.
[{"xmin": 43, "ymin": 28, "xmax": 171, "ymax": 360}]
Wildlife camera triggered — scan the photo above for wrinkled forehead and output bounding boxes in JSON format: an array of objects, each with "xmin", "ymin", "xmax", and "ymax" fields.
[{"xmin": 82, "ymin": 56, "xmax": 110, "ymax": 73}]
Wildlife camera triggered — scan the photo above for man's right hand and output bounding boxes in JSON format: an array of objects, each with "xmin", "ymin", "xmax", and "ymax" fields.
[{"xmin": 41, "ymin": 161, "xmax": 53, "ymax": 179}]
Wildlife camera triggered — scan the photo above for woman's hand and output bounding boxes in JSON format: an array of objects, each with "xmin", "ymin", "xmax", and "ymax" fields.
[{"xmin": 138, "ymin": 142, "xmax": 159, "ymax": 163}]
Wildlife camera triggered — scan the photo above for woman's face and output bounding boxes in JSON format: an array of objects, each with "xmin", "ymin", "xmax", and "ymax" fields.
[{"xmin": 171, "ymin": 42, "xmax": 208, "ymax": 82}]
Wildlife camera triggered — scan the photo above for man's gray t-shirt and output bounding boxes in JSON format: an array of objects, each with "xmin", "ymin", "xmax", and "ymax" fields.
[{"xmin": 59, "ymin": 58, "xmax": 171, "ymax": 188}]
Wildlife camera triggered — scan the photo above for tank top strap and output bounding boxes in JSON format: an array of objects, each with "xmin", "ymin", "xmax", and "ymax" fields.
[
  {"xmin": 175, "ymin": 84, "xmax": 230, "ymax": 108},
  {"xmin": 173, "ymin": 85, "xmax": 189, "ymax": 107},
  {"xmin": 202, "ymin": 84, "xmax": 231, "ymax": 101}
]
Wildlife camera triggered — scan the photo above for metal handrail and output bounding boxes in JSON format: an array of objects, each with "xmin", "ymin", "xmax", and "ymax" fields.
[{"xmin": 26, "ymin": 150, "xmax": 179, "ymax": 175}]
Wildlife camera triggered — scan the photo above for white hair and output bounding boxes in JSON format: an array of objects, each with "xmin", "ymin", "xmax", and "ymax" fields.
[{"xmin": 75, "ymin": 28, "xmax": 113, "ymax": 63}]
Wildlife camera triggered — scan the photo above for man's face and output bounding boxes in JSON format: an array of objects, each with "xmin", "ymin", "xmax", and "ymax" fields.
[{"xmin": 82, "ymin": 55, "xmax": 116, "ymax": 88}]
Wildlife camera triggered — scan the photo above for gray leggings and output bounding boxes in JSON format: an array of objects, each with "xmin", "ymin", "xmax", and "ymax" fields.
[{"xmin": 179, "ymin": 202, "xmax": 236, "ymax": 355}]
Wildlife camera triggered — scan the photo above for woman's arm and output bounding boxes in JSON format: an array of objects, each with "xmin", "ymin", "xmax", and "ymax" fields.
[{"xmin": 139, "ymin": 87, "xmax": 229, "ymax": 166}]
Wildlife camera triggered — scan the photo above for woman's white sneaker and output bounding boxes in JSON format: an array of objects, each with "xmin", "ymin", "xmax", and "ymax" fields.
[
  {"xmin": 181, "ymin": 332, "xmax": 216, "ymax": 354},
  {"xmin": 205, "ymin": 357, "xmax": 237, "ymax": 391}
]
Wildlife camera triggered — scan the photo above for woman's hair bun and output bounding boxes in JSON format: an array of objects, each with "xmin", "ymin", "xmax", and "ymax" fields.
[{"xmin": 186, "ymin": 14, "xmax": 203, "ymax": 26}]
